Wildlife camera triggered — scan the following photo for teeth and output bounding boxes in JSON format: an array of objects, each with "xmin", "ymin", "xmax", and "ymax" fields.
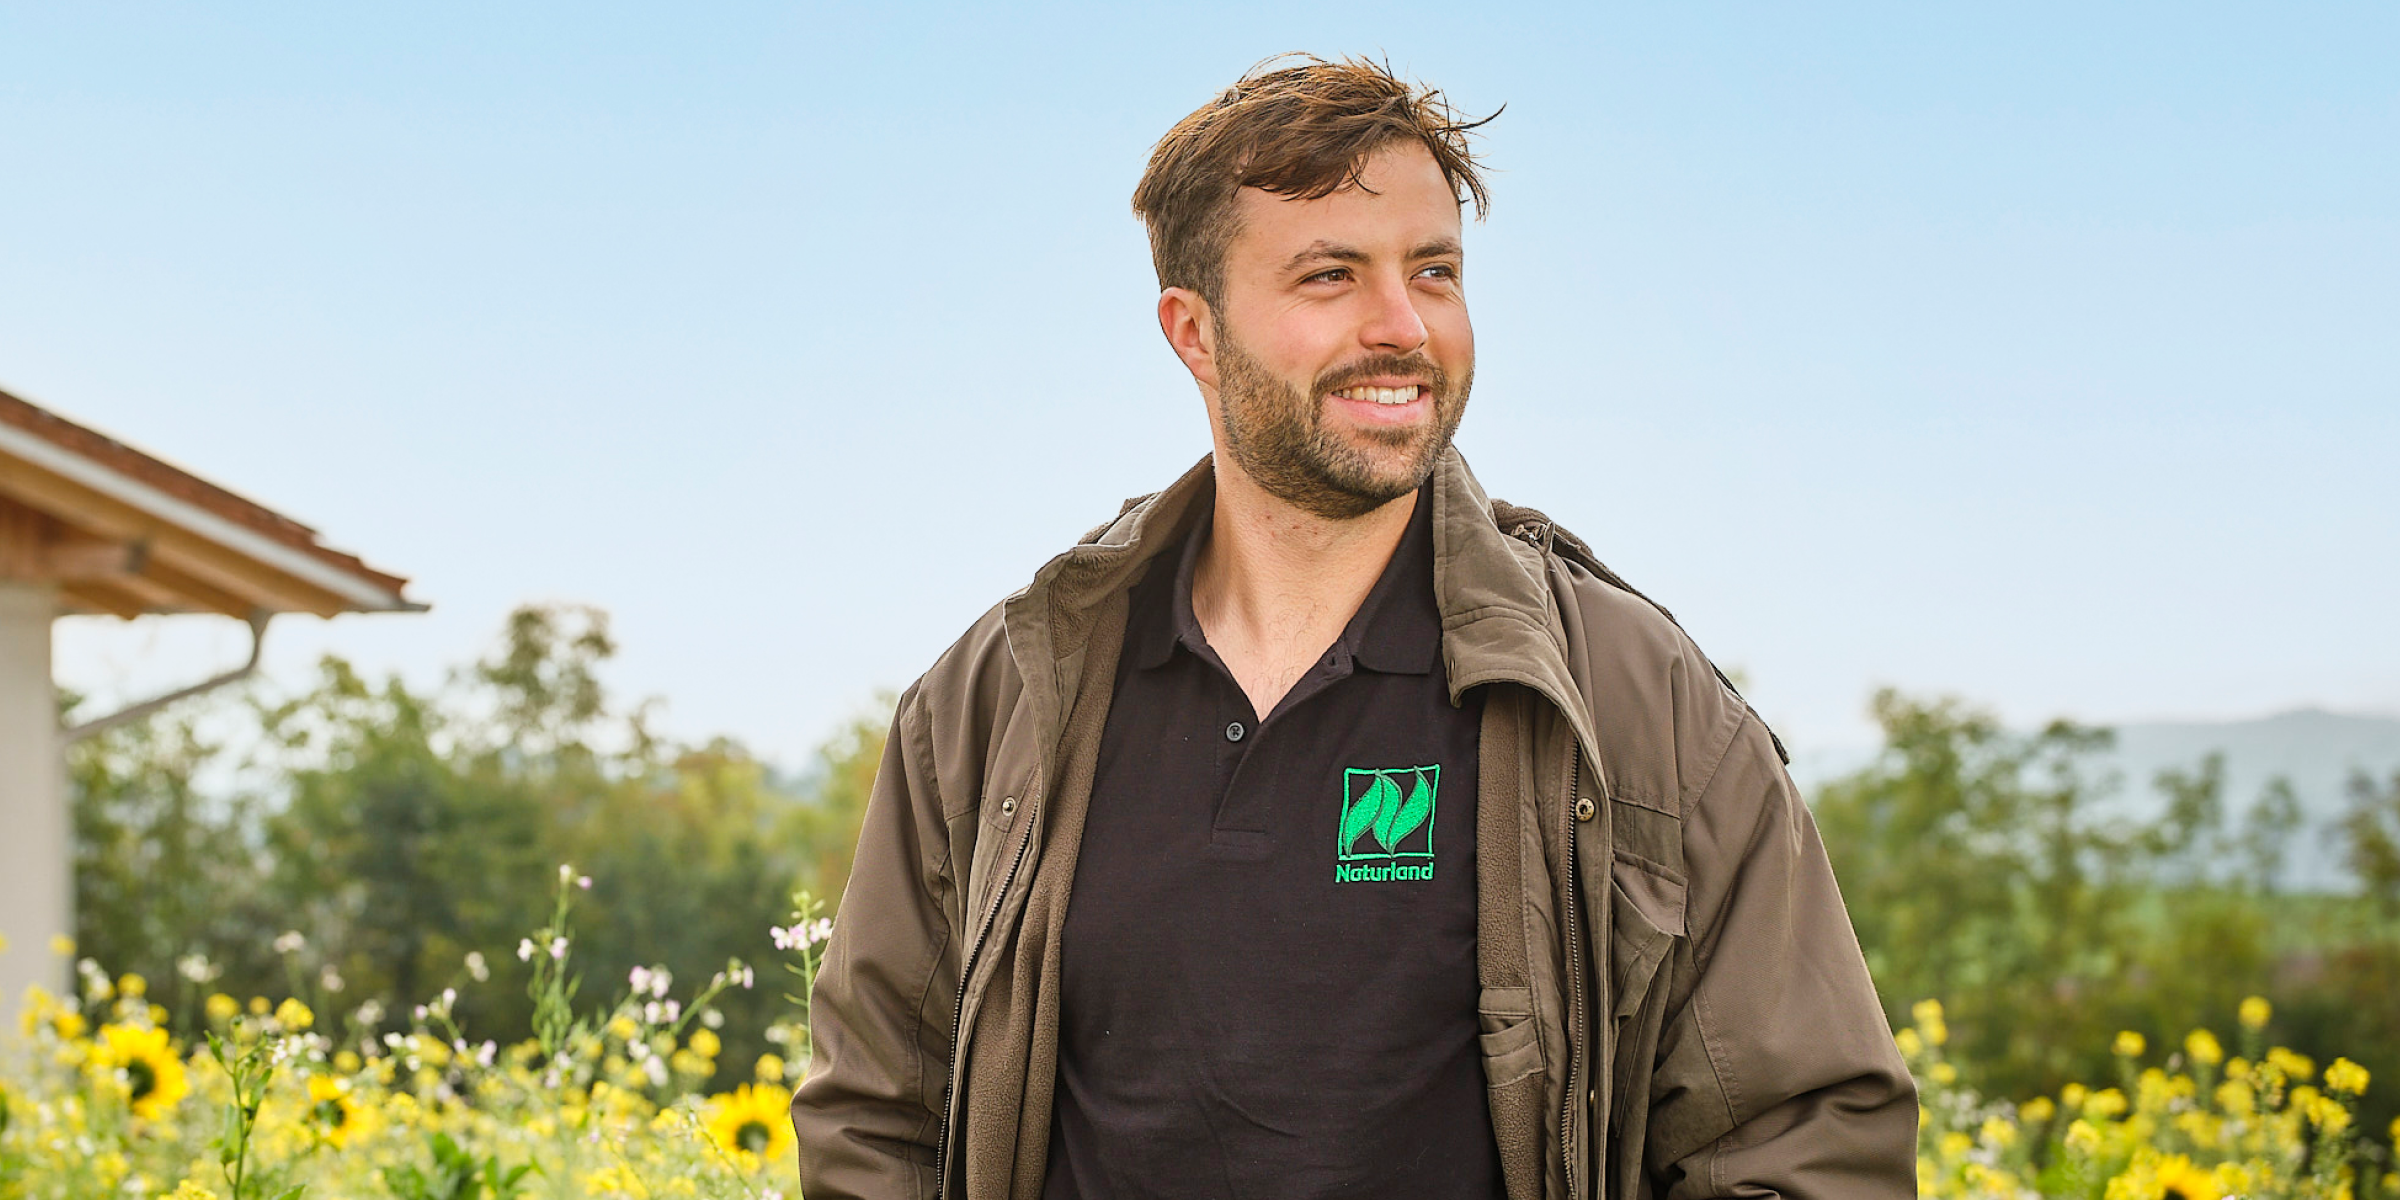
[{"xmin": 1338, "ymin": 386, "xmax": 1419, "ymax": 405}]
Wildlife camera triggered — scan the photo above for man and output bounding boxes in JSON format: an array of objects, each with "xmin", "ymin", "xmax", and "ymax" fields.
[{"xmin": 792, "ymin": 56, "xmax": 1915, "ymax": 1200}]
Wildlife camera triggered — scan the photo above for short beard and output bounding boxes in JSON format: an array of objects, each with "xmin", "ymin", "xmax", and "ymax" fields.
[{"xmin": 1212, "ymin": 329, "xmax": 1472, "ymax": 522}]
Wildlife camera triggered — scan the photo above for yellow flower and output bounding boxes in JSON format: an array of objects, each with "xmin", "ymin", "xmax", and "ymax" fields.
[
  {"xmin": 2266, "ymin": 1047, "xmax": 2315, "ymax": 1082},
  {"xmin": 581, "ymin": 1162, "xmax": 649, "ymax": 1196},
  {"xmin": 333, "ymin": 1049, "xmax": 362, "ymax": 1073},
  {"xmin": 49, "ymin": 934, "xmax": 75, "ymax": 956},
  {"xmin": 0, "ymin": 932, "xmax": 9, "ymax": 954},
  {"xmin": 2154, "ymin": 1153, "xmax": 2223, "ymax": 1200},
  {"xmin": 168, "ymin": 1182, "xmax": 220, "ymax": 1200},
  {"xmin": 247, "ymin": 996, "xmax": 270, "ymax": 1016},
  {"xmin": 2237, "ymin": 996, "xmax": 2271, "ymax": 1030},
  {"xmin": 93, "ymin": 1024, "xmax": 189, "ymax": 1120},
  {"xmin": 205, "ymin": 994, "xmax": 238, "ymax": 1023},
  {"xmin": 2087, "ymin": 1088, "xmax": 2128, "ymax": 1119},
  {"xmin": 2306, "ymin": 1092, "xmax": 2351, "ymax": 1134},
  {"xmin": 1912, "ymin": 998, "xmax": 1944, "ymax": 1026},
  {"xmin": 305, "ymin": 1075, "xmax": 363, "ymax": 1148},
  {"xmin": 1937, "ymin": 1130, "xmax": 1973, "ymax": 1160},
  {"xmin": 274, "ymin": 998, "xmax": 313, "ymax": 1030},
  {"xmin": 54, "ymin": 1010, "xmax": 89, "ymax": 1041},
  {"xmin": 2183, "ymin": 1029, "xmax": 2223, "ymax": 1067},
  {"xmin": 688, "ymin": 1028, "xmax": 720, "ymax": 1059},
  {"xmin": 1929, "ymin": 1062, "xmax": 1958, "ymax": 1086},
  {"xmin": 753, "ymin": 1052, "xmax": 786, "ymax": 1082},
  {"xmin": 1894, "ymin": 1028, "xmax": 1923, "ymax": 1059},
  {"xmin": 1979, "ymin": 1115, "xmax": 2017, "ymax": 1148},
  {"xmin": 2325, "ymin": 1057, "xmax": 2369, "ymax": 1095},
  {"xmin": 2020, "ymin": 1096, "xmax": 2056, "ymax": 1125},
  {"xmin": 2114, "ymin": 1030, "xmax": 2147, "ymax": 1058},
  {"xmin": 2062, "ymin": 1082, "xmax": 2089, "ymax": 1111},
  {"xmin": 608, "ymin": 1015, "xmax": 640, "ymax": 1041},
  {"xmin": 2064, "ymin": 1118, "xmax": 2101, "ymax": 1154},
  {"xmin": 116, "ymin": 973, "xmax": 146, "ymax": 999},
  {"xmin": 704, "ymin": 1082, "xmax": 795, "ymax": 1169}
]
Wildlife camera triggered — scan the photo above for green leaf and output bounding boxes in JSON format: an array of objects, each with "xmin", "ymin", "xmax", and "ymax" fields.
[
  {"xmin": 1342, "ymin": 776, "xmax": 1390, "ymax": 851},
  {"xmin": 1369, "ymin": 773, "xmax": 1404, "ymax": 850},
  {"xmin": 1389, "ymin": 771, "xmax": 1433, "ymax": 848}
]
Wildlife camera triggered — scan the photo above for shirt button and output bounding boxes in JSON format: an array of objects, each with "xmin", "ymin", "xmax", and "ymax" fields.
[
  {"xmin": 1225, "ymin": 721, "xmax": 1246, "ymax": 743},
  {"xmin": 1575, "ymin": 796, "xmax": 1596, "ymax": 822}
]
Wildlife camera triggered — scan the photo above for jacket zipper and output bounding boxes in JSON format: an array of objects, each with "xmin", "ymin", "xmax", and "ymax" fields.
[
  {"xmin": 934, "ymin": 788, "xmax": 1041, "ymax": 1200},
  {"xmin": 1561, "ymin": 744, "xmax": 1586, "ymax": 1200}
]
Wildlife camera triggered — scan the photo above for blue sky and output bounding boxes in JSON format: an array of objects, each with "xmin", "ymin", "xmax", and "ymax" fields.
[{"xmin": 5, "ymin": 2, "xmax": 2394, "ymax": 765}]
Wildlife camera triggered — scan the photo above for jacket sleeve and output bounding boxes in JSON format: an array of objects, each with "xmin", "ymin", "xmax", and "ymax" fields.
[
  {"xmin": 791, "ymin": 683, "xmax": 962, "ymax": 1200},
  {"xmin": 1648, "ymin": 716, "xmax": 1918, "ymax": 1199}
]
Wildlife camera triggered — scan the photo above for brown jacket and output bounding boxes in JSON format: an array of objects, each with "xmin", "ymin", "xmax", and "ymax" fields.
[{"xmin": 792, "ymin": 450, "xmax": 1915, "ymax": 1200}]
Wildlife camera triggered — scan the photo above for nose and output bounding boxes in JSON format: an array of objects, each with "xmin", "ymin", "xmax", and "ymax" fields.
[{"xmin": 1359, "ymin": 272, "xmax": 1429, "ymax": 353}]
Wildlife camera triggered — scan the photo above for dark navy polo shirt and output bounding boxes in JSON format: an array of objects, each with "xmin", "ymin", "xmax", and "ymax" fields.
[{"xmin": 1044, "ymin": 484, "xmax": 1500, "ymax": 1200}]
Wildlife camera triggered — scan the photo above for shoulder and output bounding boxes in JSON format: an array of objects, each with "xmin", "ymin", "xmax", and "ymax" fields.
[
  {"xmin": 901, "ymin": 598, "xmax": 1027, "ymax": 824},
  {"xmin": 1502, "ymin": 504, "xmax": 1782, "ymax": 822}
]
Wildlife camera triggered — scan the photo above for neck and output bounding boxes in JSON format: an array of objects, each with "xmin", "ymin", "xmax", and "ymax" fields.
[{"xmin": 1190, "ymin": 454, "xmax": 1415, "ymax": 712}]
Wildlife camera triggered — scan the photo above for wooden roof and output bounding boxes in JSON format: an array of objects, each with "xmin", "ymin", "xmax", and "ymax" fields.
[{"xmin": 0, "ymin": 387, "xmax": 420, "ymax": 618}]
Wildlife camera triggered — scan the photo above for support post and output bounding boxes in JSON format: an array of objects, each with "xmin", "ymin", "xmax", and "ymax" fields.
[{"xmin": 0, "ymin": 581, "xmax": 66, "ymax": 1021}]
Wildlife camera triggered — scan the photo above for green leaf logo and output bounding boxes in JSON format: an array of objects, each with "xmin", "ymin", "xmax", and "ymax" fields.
[
  {"xmin": 1389, "ymin": 770, "xmax": 1433, "ymax": 848},
  {"xmin": 1369, "ymin": 772, "xmax": 1405, "ymax": 850},
  {"xmin": 1342, "ymin": 775, "xmax": 1393, "ymax": 853}
]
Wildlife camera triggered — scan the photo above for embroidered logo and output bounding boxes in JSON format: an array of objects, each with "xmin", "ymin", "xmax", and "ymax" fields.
[{"xmin": 1334, "ymin": 765, "xmax": 1439, "ymax": 883}]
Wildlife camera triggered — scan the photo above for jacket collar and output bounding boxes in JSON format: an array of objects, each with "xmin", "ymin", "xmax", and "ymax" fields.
[{"xmin": 1001, "ymin": 447, "xmax": 1600, "ymax": 779}]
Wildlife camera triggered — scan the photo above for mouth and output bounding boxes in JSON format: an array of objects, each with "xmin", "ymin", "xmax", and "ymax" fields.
[{"xmin": 1328, "ymin": 383, "xmax": 1425, "ymax": 407}]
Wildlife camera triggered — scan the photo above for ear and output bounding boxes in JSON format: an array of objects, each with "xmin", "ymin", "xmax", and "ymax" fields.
[{"xmin": 1157, "ymin": 287, "xmax": 1219, "ymax": 390}]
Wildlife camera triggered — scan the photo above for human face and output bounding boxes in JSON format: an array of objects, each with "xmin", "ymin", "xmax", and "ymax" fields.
[{"xmin": 1174, "ymin": 142, "xmax": 1474, "ymax": 521}]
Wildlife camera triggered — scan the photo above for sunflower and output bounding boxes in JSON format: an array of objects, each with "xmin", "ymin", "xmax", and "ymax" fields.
[
  {"xmin": 2153, "ymin": 1155, "xmax": 2221, "ymax": 1200},
  {"xmin": 94, "ymin": 1024, "xmax": 189, "ymax": 1120},
  {"xmin": 704, "ymin": 1082, "xmax": 794, "ymax": 1168},
  {"xmin": 306, "ymin": 1075, "xmax": 364, "ymax": 1147}
]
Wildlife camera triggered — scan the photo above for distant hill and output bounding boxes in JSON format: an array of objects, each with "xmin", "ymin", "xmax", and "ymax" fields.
[
  {"xmin": 1793, "ymin": 708, "xmax": 2400, "ymax": 892},
  {"xmin": 2097, "ymin": 709, "xmax": 2400, "ymax": 890}
]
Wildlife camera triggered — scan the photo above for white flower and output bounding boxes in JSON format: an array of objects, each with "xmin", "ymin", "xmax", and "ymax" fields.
[
  {"xmin": 273, "ymin": 931, "xmax": 306, "ymax": 955},
  {"xmin": 176, "ymin": 953, "xmax": 219, "ymax": 984},
  {"xmin": 629, "ymin": 966, "xmax": 653, "ymax": 996},
  {"xmin": 642, "ymin": 1055, "xmax": 668, "ymax": 1088},
  {"xmin": 644, "ymin": 1000, "xmax": 662, "ymax": 1025},
  {"xmin": 662, "ymin": 999, "xmax": 681, "ymax": 1024},
  {"xmin": 577, "ymin": 875, "xmax": 592, "ymax": 890},
  {"xmin": 476, "ymin": 1040, "xmax": 497, "ymax": 1067},
  {"xmin": 558, "ymin": 863, "xmax": 575, "ymax": 884},
  {"xmin": 647, "ymin": 967, "xmax": 672, "ymax": 998},
  {"xmin": 738, "ymin": 966, "xmax": 755, "ymax": 989},
  {"xmin": 465, "ymin": 951, "xmax": 489, "ymax": 982},
  {"xmin": 770, "ymin": 925, "xmax": 796, "ymax": 950},
  {"xmin": 319, "ymin": 967, "xmax": 345, "ymax": 993},
  {"xmin": 517, "ymin": 938, "xmax": 536, "ymax": 962},
  {"xmin": 548, "ymin": 936, "xmax": 568, "ymax": 960}
]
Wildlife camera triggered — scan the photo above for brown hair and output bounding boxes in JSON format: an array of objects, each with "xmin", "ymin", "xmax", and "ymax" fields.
[{"xmin": 1132, "ymin": 55, "xmax": 1496, "ymax": 306}]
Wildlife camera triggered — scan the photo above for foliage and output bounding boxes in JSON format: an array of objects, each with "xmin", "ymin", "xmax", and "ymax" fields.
[
  {"xmin": 1905, "ymin": 997, "xmax": 2396, "ymax": 1198},
  {"xmin": 0, "ymin": 878, "xmax": 831, "ymax": 1199},
  {"xmin": 61, "ymin": 604, "xmax": 890, "ymax": 1094},
  {"xmin": 1817, "ymin": 689, "xmax": 2400, "ymax": 1146}
]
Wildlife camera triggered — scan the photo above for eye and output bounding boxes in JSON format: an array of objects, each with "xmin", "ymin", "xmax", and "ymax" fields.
[
  {"xmin": 1304, "ymin": 266, "xmax": 1352, "ymax": 285},
  {"xmin": 1416, "ymin": 263, "xmax": 1460, "ymax": 281}
]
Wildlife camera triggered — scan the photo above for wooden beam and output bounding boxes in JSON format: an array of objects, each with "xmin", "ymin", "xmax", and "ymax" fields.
[
  {"xmin": 0, "ymin": 458, "xmax": 353, "ymax": 616},
  {"xmin": 57, "ymin": 580, "xmax": 147, "ymax": 620}
]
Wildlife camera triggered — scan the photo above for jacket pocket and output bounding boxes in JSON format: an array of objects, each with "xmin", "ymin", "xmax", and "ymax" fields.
[
  {"xmin": 1477, "ymin": 985, "xmax": 1544, "ymax": 1200},
  {"xmin": 1609, "ymin": 852, "xmax": 1683, "ymax": 1019}
]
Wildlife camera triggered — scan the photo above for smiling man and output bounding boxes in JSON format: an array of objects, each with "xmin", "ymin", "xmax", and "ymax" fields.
[{"xmin": 791, "ymin": 57, "xmax": 1915, "ymax": 1200}]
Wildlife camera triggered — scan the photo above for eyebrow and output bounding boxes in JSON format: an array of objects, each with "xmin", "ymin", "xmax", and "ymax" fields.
[{"xmin": 1280, "ymin": 237, "xmax": 1466, "ymax": 274}]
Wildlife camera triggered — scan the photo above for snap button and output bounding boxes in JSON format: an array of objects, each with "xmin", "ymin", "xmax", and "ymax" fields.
[
  {"xmin": 1000, "ymin": 796, "xmax": 1017, "ymax": 817},
  {"xmin": 1225, "ymin": 721, "xmax": 1246, "ymax": 743},
  {"xmin": 1574, "ymin": 796, "xmax": 1596, "ymax": 822}
]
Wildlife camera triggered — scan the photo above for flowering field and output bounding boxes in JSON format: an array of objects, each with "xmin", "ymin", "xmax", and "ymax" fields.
[{"xmin": 4, "ymin": 874, "xmax": 2394, "ymax": 1199}]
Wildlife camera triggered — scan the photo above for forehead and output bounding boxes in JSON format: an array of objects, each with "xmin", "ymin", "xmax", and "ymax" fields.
[{"xmin": 1224, "ymin": 142, "xmax": 1462, "ymax": 266}]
